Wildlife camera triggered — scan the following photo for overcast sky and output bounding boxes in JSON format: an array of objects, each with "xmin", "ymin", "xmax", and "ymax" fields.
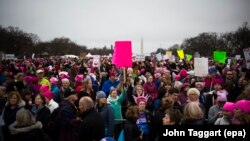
[{"xmin": 0, "ymin": 0, "xmax": 250, "ymax": 54}]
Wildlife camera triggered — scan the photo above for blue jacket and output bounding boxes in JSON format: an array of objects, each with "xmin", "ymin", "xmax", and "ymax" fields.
[
  {"xmin": 101, "ymin": 79, "xmax": 120, "ymax": 96},
  {"xmin": 51, "ymin": 85, "xmax": 60, "ymax": 103}
]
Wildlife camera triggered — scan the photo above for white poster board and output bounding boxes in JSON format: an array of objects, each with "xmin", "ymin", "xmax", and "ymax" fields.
[
  {"xmin": 135, "ymin": 54, "xmax": 145, "ymax": 62},
  {"xmin": 5, "ymin": 54, "xmax": 15, "ymax": 60},
  {"xmin": 243, "ymin": 47, "xmax": 250, "ymax": 69},
  {"xmin": 235, "ymin": 55, "xmax": 241, "ymax": 60},
  {"xmin": 92, "ymin": 55, "xmax": 101, "ymax": 68},
  {"xmin": 194, "ymin": 57, "xmax": 208, "ymax": 77},
  {"xmin": 156, "ymin": 53, "xmax": 163, "ymax": 61}
]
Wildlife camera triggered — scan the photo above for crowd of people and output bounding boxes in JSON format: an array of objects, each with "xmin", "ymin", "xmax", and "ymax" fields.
[{"xmin": 0, "ymin": 55, "xmax": 249, "ymax": 141}]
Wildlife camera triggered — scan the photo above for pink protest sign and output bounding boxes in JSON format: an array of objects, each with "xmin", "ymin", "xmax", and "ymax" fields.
[{"xmin": 113, "ymin": 41, "xmax": 132, "ymax": 67}]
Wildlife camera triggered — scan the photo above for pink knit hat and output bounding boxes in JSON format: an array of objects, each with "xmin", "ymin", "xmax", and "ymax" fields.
[
  {"xmin": 235, "ymin": 100, "xmax": 250, "ymax": 113},
  {"xmin": 154, "ymin": 73, "xmax": 161, "ymax": 79},
  {"xmin": 74, "ymin": 74, "xmax": 84, "ymax": 83},
  {"xmin": 40, "ymin": 84, "xmax": 49, "ymax": 93},
  {"xmin": 223, "ymin": 102, "xmax": 235, "ymax": 113},
  {"xmin": 213, "ymin": 78, "xmax": 223, "ymax": 86},
  {"xmin": 174, "ymin": 75, "xmax": 181, "ymax": 81},
  {"xmin": 179, "ymin": 69, "xmax": 188, "ymax": 78},
  {"xmin": 43, "ymin": 90, "xmax": 53, "ymax": 100},
  {"xmin": 50, "ymin": 77, "xmax": 58, "ymax": 85},
  {"xmin": 217, "ymin": 93, "xmax": 227, "ymax": 102}
]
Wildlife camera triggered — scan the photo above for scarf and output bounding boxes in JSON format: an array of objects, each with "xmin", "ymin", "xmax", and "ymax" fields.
[{"xmin": 107, "ymin": 95, "xmax": 119, "ymax": 105}]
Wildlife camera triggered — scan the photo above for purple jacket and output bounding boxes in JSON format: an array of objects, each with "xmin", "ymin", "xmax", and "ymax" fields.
[{"xmin": 143, "ymin": 82, "xmax": 158, "ymax": 100}]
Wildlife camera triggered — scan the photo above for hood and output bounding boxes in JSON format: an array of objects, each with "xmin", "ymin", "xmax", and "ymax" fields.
[{"xmin": 9, "ymin": 121, "xmax": 42, "ymax": 135}]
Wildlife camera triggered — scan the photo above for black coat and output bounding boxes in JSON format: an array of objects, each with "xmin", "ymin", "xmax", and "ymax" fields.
[
  {"xmin": 124, "ymin": 120, "xmax": 142, "ymax": 141},
  {"xmin": 31, "ymin": 105, "xmax": 51, "ymax": 132},
  {"xmin": 9, "ymin": 121, "xmax": 51, "ymax": 141},
  {"xmin": 59, "ymin": 100, "xmax": 78, "ymax": 141},
  {"xmin": 78, "ymin": 108, "xmax": 105, "ymax": 141}
]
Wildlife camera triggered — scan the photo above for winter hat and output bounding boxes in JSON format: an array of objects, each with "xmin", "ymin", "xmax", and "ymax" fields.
[
  {"xmin": 140, "ymin": 68, "xmax": 146, "ymax": 75},
  {"xmin": 181, "ymin": 82, "xmax": 190, "ymax": 89},
  {"xmin": 154, "ymin": 67, "xmax": 161, "ymax": 74},
  {"xmin": 235, "ymin": 100, "xmax": 250, "ymax": 113},
  {"xmin": 162, "ymin": 68, "xmax": 170, "ymax": 75},
  {"xmin": 61, "ymin": 78, "xmax": 70, "ymax": 83},
  {"xmin": 195, "ymin": 82, "xmax": 205, "ymax": 88},
  {"xmin": 187, "ymin": 88, "xmax": 200, "ymax": 97},
  {"xmin": 154, "ymin": 73, "xmax": 161, "ymax": 79},
  {"xmin": 40, "ymin": 84, "xmax": 49, "ymax": 93},
  {"xmin": 133, "ymin": 93, "xmax": 148, "ymax": 105},
  {"xmin": 50, "ymin": 77, "xmax": 58, "ymax": 85},
  {"xmin": 59, "ymin": 71, "xmax": 70, "ymax": 79},
  {"xmin": 96, "ymin": 91, "xmax": 107, "ymax": 100},
  {"xmin": 75, "ymin": 74, "xmax": 84, "ymax": 83},
  {"xmin": 213, "ymin": 78, "xmax": 224, "ymax": 86},
  {"xmin": 174, "ymin": 75, "xmax": 181, "ymax": 81},
  {"xmin": 179, "ymin": 69, "xmax": 189, "ymax": 78},
  {"xmin": 109, "ymin": 70, "xmax": 117, "ymax": 77},
  {"xmin": 223, "ymin": 102, "xmax": 235, "ymax": 113},
  {"xmin": 217, "ymin": 93, "xmax": 227, "ymax": 102},
  {"xmin": 31, "ymin": 77, "xmax": 39, "ymax": 84},
  {"xmin": 24, "ymin": 76, "xmax": 32, "ymax": 83},
  {"xmin": 36, "ymin": 69, "xmax": 44, "ymax": 74},
  {"xmin": 208, "ymin": 68, "xmax": 217, "ymax": 73},
  {"xmin": 43, "ymin": 90, "xmax": 53, "ymax": 100},
  {"xmin": 63, "ymin": 89, "xmax": 75, "ymax": 98}
]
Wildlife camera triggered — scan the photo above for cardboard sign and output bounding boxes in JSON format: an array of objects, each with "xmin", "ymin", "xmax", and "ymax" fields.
[{"xmin": 194, "ymin": 57, "xmax": 208, "ymax": 76}]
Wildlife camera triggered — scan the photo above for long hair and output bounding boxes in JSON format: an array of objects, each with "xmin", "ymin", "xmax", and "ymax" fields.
[
  {"xmin": 16, "ymin": 108, "xmax": 36, "ymax": 127},
  {"xmin": 7, "ymin": 91, "xmax": 22, "ymax": 105},
  {"xmin": 82, "ymin": 77, "xmax": 93, "ymax": 94}
]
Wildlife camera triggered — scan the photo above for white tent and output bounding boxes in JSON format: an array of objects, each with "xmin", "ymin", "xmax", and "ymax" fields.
[
  {"xmin": 86, "ymin": 53, "xmax": 93, "ymax": 58},
  {"xmin": 62, "ymin": 55, "xmax": 79, "ymax": 59}
]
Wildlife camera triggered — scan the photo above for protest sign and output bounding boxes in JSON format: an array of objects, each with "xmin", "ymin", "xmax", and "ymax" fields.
[
  {"xmin": 214, "ymin": 51, "xmax": 226, "ymax": 64},
  {"xmin": 177, "ymin": 49, "xmax": 184, "ymax": 59},
  {"xmin": 113, "ymin": 41, "xmax": 132, "ymax": 67},
  {"xmin": 194, "ymin": 57, "xmax": 208, "ymax": 76}
]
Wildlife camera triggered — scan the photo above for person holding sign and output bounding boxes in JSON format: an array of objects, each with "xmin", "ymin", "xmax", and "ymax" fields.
[{"xmin": 101, "ymin": 70, "xmax": 120, "ymax": 96}]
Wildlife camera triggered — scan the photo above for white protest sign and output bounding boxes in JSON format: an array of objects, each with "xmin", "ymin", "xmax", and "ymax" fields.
[
  {"xmin": 163, "ymin": 54, "xmax": 171, "ymax": 60},
  {"xmin": 194, "ymin": 57, "xmax": 208, "ymax": 77},
  {"xmin": 156, "ymin": 53, "xmax": 163, "ymax": 61},
  {"xmin": 243, "ymin": 47, "xmax": 250, "ymax": 69},
  {"xmin": 235, "ymin": 55, "xmax": 241, "ymax": 60},
  {"xmin": 92, "ymin": 55, "xmax": 101, "ymax": 68},
  {"xmin": 135, "ymin": 54, "xmax": 145, "ymax": 62},
  {"xmin": 169, "ymin": 55, "xmax": 176, "ymax": 62},
  {"xmin": 32, "ymin": 53, "xmax": 35, "ymax": 59},
  {"xmin": 5, "ymin": 54, "xmax": 15, "ymax": 60}
]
